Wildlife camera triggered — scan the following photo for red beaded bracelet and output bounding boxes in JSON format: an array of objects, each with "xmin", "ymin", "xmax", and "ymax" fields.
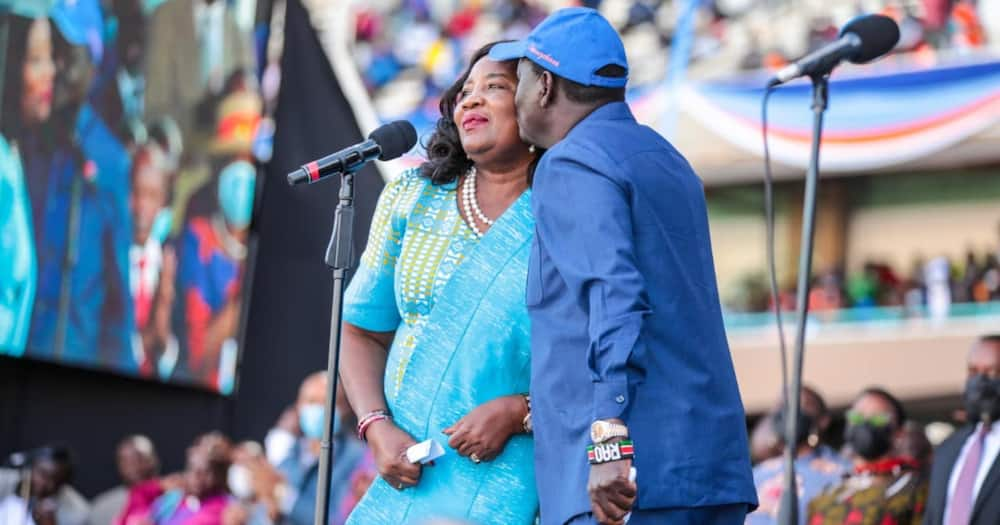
[{"xmin": 357, "ymin": 410, "xmax": 391, "ymax": 442}]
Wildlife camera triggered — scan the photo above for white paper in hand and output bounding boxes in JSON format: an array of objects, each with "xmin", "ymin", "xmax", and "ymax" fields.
[
  {"xmin": 623, "ymin": 467, "xmax": 637, "ymax": 523},
  {"xmin": 405, "ymin": 439, "xmax": 446, "ymax": 464}
]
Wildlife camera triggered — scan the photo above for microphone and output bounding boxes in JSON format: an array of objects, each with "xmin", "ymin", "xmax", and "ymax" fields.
[
  {"xmin": 768, "ymin": 14, "xmax": 900, "ymax": 87},
  {"xmin": 287, "ymin": 120, "xmax": 417, "ymax": 186}
]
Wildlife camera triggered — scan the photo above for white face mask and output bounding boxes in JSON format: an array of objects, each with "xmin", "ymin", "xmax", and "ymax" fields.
[{"xmin": 227, "ymin": 464, "xmax": 253, "ymax": 500}]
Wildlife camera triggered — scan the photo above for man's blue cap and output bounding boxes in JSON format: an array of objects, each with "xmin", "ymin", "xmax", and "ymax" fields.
[{"xmin": 489, "ymin": 7, "xmax": 628, "ymax": 89}]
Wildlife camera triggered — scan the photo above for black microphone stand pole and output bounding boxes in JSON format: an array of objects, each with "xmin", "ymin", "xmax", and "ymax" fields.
[
  {"xmin": 314, "ymin": 172, "xmax": 356, "ymax": 525},
  {"xmin": 777, "ymin": 73, "xmax": 829, "ymax": 525}
]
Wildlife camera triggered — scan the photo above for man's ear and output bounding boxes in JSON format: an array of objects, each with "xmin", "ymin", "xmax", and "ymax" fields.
[{"xmin": 539, "ymin": 71, "xmax": 555, "ymax": 109}]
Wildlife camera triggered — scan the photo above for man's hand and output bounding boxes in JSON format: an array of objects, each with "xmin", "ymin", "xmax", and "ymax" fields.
[{"xmin": 588, "ymin": 457, "xmax": 636, "ymax": 525}]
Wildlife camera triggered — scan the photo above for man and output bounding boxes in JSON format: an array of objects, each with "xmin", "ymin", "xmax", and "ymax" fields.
[
  {"xmin": 88, "ymin": 435, "xmax": 159, "ymax": 525},
  {"xmin": 0, "ymin": 446, "xmax": 90, "ymax": 525},
  {"xmin": 256, "ymin": 371, "xmax": 364, "ymax": 525},
  {"xmin": 145, "ymin": 0, "xmax": 254, "ymax": 150},
  {"xmin": 128, "ymin": 145, "xmax": 179, "ymax": 380},
  {"xmin": 748, "ymin": 387, "xmax": 847, "ymax": 525},
  {"xmin": 924, "ymin": 334, "xmax": 1000, "ymax": 525},
  {"xmin": 176, "ymin": 90, "xmax": 259, "ymax": 391},
  {"xmin": 489, "ymin": 8, "xmax": 757, "ymax": 525}
]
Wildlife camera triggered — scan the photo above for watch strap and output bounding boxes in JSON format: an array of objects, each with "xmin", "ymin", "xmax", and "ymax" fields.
[{"xmin": 587, "ymin": 440, "xmax": 635, "ymax": 465}]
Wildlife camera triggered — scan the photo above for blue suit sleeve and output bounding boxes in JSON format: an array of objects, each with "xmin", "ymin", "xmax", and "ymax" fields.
[{"xmin": 535, "ymin": 147, "xmax": 651, "ymax": 420}]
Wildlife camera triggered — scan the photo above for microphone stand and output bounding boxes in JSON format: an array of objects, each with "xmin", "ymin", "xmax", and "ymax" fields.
[
  {"xmin": 777, "ymin": 73, "xmax": 829, "ymax": 525},
  {"xmin": 314, "ymin": 172, "xmax": 355, "ymax": 525}
]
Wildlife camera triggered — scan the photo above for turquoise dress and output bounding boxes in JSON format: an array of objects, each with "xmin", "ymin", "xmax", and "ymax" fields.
[
  {"xmin": 0, "ymin": 135, "xmax": 37, "ymax": 355},
  {"xmin": 343, "ymin": 169, "xmax": 537, "ymax": 524}
]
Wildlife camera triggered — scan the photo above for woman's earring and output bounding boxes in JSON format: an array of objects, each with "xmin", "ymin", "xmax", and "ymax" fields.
[{"xmin": 528, "ymin": 145, "xmax": 536, "ymax": 154}]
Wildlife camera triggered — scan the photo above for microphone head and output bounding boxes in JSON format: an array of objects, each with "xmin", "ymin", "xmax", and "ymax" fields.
[
  {"xmin": 369, "ymin": 121, "xmax": 418, "ymax": 161},
  {"xmin": 840, "ymin": 14, "xmax": 900, "ymax": 64}
]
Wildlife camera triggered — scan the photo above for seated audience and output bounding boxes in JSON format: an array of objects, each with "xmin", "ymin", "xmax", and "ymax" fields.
[
  {"xmin": 256, "ymin": 371, "xmax": 364, "ymax": 525},
  {"xmin": 924, "ymin": 334, "xmax": 1000, "ymax": 525},
  {"xmin": 748, "ymin": 386, "xmax": 848, "ymax": 525},
  {"xmin": 150, "ymin": 433, "xmax": 233, "ymax": 525},
  {"xmin": 807, "ymin": 387, "xmax": 927, "ymax": 525},
  {"xmin": 0, "ymin": 445, "xmax": 90, "ymax": 525},
  {"xmin": 89, "ymin": 435, "xmax": 159, "ymax": 525},
  {"xmin": 115, "ymin": 433, "xmax": 231, "ymax": 525}
]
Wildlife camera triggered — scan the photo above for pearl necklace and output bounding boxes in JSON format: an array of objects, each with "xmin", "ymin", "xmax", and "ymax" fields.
[{"xmin": 461, "ymin": 167, "xmax": 494, "ymax": 238}]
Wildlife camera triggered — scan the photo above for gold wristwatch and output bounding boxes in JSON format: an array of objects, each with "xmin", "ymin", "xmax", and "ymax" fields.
[{"xmin": 590, "ymin": 420, "xmax": 629, "ymax": 444}]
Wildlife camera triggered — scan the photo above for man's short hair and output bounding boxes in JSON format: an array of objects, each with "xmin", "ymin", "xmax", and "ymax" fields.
[{"xmin": 528, "ymin": 61, "xmax": 627, "ymax": 105}]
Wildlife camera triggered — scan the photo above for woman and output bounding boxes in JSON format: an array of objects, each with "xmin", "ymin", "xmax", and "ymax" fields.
[
  {"xmin": 341, "ymin": 42, "xmax": 539, "ymax": 524},
  {"xmin": 807, "ymin": 388, "xmax": 927, "ymax": 525},
  {"xmin": 0, "ymin": 11, "xmax": 52, "ymax": 356},
  {"xmin": 145, "ymin": 433, "xmax": 234, "ymax": 525},
  {"xmin": 748, "ymin": 386, "xmax": 848, "ymax": 525}
]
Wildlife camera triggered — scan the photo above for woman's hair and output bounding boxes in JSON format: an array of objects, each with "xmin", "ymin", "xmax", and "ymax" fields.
[
  {"xmin": 0, "ymin": 14, "xmax": 37, "ymax": 140},
  {"xmin": 419, "ymin": 41, "xmax": 537, "ymax": 185},
  {"xmin": 857, "ymin": 386, "xmax": 907, "ymax": 426}
]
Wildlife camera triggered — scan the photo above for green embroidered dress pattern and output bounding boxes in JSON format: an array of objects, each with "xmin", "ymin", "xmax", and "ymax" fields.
[{"xmin": 343, "ymin": 169, "xmax": 537, "ymax": 524}]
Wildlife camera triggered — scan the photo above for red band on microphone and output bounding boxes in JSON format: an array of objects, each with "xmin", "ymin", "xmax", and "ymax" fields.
[{"xmin": 306, "ymin": 161, "xmax": 320, "ymax": 182}]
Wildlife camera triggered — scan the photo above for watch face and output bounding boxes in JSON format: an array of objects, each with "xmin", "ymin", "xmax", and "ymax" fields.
[{"xmin": 591, "ymin": 421, "xmax": 606, "ymax": 442}]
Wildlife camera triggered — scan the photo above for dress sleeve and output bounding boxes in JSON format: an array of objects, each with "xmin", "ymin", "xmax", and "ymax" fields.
[{"xmin": 342, "ymin": 171, "xmax": 418, "ymax": 332}]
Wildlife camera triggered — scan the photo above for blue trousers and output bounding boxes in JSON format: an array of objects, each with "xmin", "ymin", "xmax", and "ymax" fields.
[{"xmin": 564, "ymin": 504, "xmax": 748, "ymax": 525}]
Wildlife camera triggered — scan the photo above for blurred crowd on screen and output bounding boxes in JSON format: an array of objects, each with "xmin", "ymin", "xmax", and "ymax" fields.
[{"xmin": 0, "ymin": 0, "xmax": 268, "ymax": 393}]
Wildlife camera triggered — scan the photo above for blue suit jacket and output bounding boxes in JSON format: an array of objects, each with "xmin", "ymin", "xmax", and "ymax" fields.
[
  {"xmin": 277, "ymin": 436, "xmax": 364, "ymax": 525},
  {"xmin": 27, "ymin": 103, "xmax": 133, "ymax": 369},
  {"xmin": 528, "ymin": 102, "xmax": 757, "ymax": 524}
]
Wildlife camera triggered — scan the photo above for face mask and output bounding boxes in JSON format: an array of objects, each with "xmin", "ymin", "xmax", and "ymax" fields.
[
  {"xmin": 217, "ymin": 160, "xmax": 256, "ymax": 229},
  {"xmin": 771, "ymin": 410, "xmax": 815, "ymax": 447},
  {"xmin": 964, "ymin": 374, "xmax": 1000, "ymax": 424},
  {"xmin": 150, "ymin": 207, "xmax": 173, "ymax": 244},
  {"xmin": 846, "ymin": 423, "xmax": 894, "ymax": 460},
  {"xmin": 299, "ymin": 403, "xmax": 329, "ymax": 441},
  {"xmin": 227, "ymin": 464, "xmax": 252, "ymax": 500}
]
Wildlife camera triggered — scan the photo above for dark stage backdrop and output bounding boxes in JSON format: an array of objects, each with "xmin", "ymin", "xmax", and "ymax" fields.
[{"xmin": 0, "ymin": 0, "xmax": 384, "ymax": 498}]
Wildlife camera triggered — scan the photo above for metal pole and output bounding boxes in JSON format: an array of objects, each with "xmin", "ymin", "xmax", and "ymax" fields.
[
  {"xmin": 314, "ymin": 172, "xmax": 355, "ymax": 525},
  {"xmin": 777, "ymin": 74, "xmax": 828, "ymax": 525}
]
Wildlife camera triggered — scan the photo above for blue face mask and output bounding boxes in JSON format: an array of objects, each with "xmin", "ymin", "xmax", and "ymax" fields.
[
  {"xmin": 217, "ymin": 160, "xmax": 256, "ymax": 230},
  {"xmin": 299, "ymin": 403, "xmax": 335, "ymax": 440},
  {"xmin": 150, "ymin": 207, "xmax": 173, "ymax": 244}
]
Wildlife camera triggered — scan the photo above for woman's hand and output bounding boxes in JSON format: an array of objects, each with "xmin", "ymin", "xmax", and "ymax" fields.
[
  {"xmin": 444, "ymin": 395, "xmax": 527, "ymax": 462},
  {"xmin": 367, "ymin": 420, "xmax": 422, "ymax": 490}
]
